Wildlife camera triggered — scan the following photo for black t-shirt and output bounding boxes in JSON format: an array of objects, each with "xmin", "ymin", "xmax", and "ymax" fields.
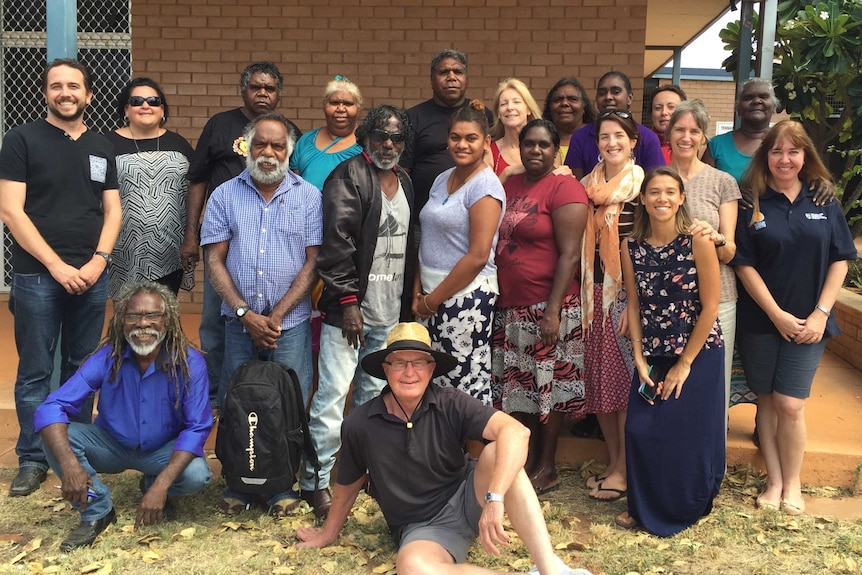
[
  {"xmin": 0, "ymin": 119, "xmax": 118, "ymax": 273},
  {"xmin": 186, "ymin": 107, "xmax": 302, "ymax": 195},
  {"xmin": 338, "ymin": 383, "xmax": 495, "ymax": 533},
  {"xmin": 400, "ymin": 99, "xmax": 493, "ymax": 210}
]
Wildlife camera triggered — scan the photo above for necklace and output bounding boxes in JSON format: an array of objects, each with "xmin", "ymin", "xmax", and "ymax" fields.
[
  {"xmin": 390, "ymin": 393, "xmax": 421, "ymax": 429},
  {"xmin": 444, "ymin": 163, "xmax": 484, "ymax": 204},
  {"xmin": 128, "ymin": 125, "xmax": 161, "ymax": 154}
]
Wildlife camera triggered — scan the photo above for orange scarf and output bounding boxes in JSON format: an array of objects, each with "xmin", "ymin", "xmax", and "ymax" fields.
[{"xmin": 581, "ymin": 159, "xmax": 644, "ymax": 332}]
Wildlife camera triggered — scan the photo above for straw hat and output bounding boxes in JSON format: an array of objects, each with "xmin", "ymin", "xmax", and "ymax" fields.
[{"xmin": 360, "ymin": 322, "xmax": 457, "ymax": 380}]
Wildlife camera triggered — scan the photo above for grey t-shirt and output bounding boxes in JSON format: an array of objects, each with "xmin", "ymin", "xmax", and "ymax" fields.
[{"xmin": 362, "ymin": 182, "xmax": 410, "ymax": 326}]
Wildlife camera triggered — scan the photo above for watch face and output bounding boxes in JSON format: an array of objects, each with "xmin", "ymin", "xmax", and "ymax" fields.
[{"xmin": 236, "ymin": 306, "xmax": 248, "ymax": 317}]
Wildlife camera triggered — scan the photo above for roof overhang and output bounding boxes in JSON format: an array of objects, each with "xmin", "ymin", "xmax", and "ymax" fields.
[{"xmin": 645, "ymin": 0, "xmax": 733, "ymax": 77}]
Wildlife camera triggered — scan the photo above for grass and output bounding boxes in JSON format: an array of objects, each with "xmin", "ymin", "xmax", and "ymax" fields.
[{"xmin": 1, "ymin": 461, "xmax": 861, "ymax": 574}]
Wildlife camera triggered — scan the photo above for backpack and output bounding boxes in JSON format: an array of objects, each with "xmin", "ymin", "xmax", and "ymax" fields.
[{"xmin": 216, "ymin": 359, "xmax": 320, "ymax": 495}]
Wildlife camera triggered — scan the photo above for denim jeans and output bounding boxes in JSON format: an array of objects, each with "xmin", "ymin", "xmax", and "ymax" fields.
[
  {"xmin": 219, "ymin": 317, "xmax": 312, "ymax": 410},
  {"xmin": 200, "ymin": 267, "xmax": 225, "ymax": 407},
  {"xmin": 43, "ymin": 423, "xmax": 211, "ymax": 521},
  {"xmin": 11, "ymin": 272, "xmax": 107, "ymax": 470},
  {"xmin": 300, "ymin": 321, "xmax": 392, "ymax": 491}
]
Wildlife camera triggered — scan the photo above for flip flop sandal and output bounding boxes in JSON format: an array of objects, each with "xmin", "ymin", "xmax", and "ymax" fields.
[
  {"xmin": 217, "ymin": 496, "xmax": 248, "ymax": 516},
  {"xmin": 589, "ymin": 481, "xmax": 627, "ymax": 502},
  {"xmin": 269, "ymin": 497, "xmax": 301, "ymax": 518},
  {"xmin": 614, "ymin": 512, "xmax": 641, "ymax": 530},
  {"xmin": 534, "ymin": 482, "xmax": 560, "ymax": 495},
  {"xmin": 585, "ymin": 473, "xmax": 606, "ymax": 490}
]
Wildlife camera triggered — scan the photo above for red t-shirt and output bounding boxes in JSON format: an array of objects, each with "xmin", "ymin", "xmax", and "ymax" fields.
[{"xmin": 496, "ymin": 173, "xmax": 588, "ymax": 308}]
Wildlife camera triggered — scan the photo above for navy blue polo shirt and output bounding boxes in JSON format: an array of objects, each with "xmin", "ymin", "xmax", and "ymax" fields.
[{"xmin": 732, "ymin": 184, "xmax": 856, "ymax": 337}]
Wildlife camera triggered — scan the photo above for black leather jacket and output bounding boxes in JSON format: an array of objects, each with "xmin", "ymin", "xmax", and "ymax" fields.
[{"xmin": 317, "ymin": 152, "xmax": 417, "ymax": 327}]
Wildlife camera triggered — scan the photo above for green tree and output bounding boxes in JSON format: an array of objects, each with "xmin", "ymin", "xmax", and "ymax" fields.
[{"xmin": 721, "ymin": 0, "xmax": 862, "ymax": 231}]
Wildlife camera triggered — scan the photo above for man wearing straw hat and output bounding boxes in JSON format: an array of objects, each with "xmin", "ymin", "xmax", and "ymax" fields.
[{"xmin": 297, "ymin": 322, "xmax": 590, "ymax": 575}]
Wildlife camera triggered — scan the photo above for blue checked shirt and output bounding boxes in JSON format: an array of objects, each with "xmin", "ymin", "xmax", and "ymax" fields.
[{"xmin": 200, "ymin": 169, "xmax": 323, "ymax": 330}]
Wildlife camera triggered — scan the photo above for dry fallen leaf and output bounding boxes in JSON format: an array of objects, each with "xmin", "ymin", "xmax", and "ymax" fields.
[
  {"xmin": 140, "ymin": 549, "xmax": 161, "ymax": 564},
  {"xmin": 372, "ymin": 562, "xmax": 395, "ymax": 574},
  {"xmin": 322, "ymin": 560, "xmax": 338, "ymax": 573},
  {"xmin": 79, "ymin": 562, "xmax": 106, "ymax": 574},
  {"xmin": 272, "ymin": 567, "xmax": 295, "ymax": 575}
]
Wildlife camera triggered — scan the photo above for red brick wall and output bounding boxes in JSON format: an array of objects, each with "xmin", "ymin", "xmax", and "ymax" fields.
[{"xmin": 130, "ymin": 0, "xmax": 650, "ymax": 310}]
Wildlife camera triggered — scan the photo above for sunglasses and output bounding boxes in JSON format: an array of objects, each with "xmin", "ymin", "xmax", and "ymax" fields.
[
  {"xmin": 600, "ymin": 110, "xmax": 632, "ymax": 120},
  {"xmin": 369, "ymin": 129, "xmax": 406, "ymax": 144},
  {"xmin": 128, "ymin": 96, "xmax": 163, "ymax": 107}
]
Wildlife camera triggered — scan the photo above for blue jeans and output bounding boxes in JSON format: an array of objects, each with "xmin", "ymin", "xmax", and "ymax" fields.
[
  {"xmin": 43, "ymin": 423, "xmax": 211, "ymax": 521},
  {"xmin": 200, "ymin": 265, "xmax": 225, "ymax": 407},
  {"xmin": 11, "ymin": 272, "xmax": 107, "ymax": 470},
  {"xmin": 301, "ymin": 321, "xmax": 392, "ymax": 491},
  {"xmin": 219, "ymin": 317, "xmax": 312, "ymax": 410}
]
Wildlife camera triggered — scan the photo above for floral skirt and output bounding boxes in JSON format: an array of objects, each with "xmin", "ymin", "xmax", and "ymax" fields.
[
  {"xmin": 584, "ymin": 285, "xmax": 634, "ymax": 414},
  {"xmin": 491, "ymin": 293, "xmax": 586, "ymax": 423},
  {"xmin": 424, "ymin": 282, "xmax": 496, "ymax": 405}
]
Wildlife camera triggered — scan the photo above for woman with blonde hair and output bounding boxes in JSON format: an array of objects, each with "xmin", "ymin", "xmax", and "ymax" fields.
[
  {"xmin": 290, "ymin": 76, "xmax": 363, "ymax": 190},
  {"xmin": 733, "ymin": 121, "xmax": 855, "ymax": 515},
  {"xmin": 488, "ymin": 78, "xmax": 543, "ymax": 183}
]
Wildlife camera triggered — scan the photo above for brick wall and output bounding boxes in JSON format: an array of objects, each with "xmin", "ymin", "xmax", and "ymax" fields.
[
  {"xmin": 130, "ymin": 0, "xmax": 650, "ymax": 311},
  {"xmin": 828, "ymin": 289, "xmax": 862, "ymax": 373},
  {"xmin": 676, "ymin": 79, "xmax": 735, "ymax": 137}
]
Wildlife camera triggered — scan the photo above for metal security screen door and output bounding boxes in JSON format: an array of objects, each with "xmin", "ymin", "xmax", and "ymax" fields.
[{"xmin": 0, "ymin": 0, "xmax": 131, "ymax": 290}]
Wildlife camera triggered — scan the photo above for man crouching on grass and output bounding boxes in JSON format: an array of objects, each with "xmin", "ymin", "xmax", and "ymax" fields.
[
  {"xmin": 35, "ymin": 281, "xmax": 211, "ymax": 552},
  {"xmin": 297, "ymin": 322, "xmax": 591, "ymax": 575}
]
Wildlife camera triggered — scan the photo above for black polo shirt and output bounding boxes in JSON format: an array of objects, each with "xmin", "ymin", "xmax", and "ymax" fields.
[
  {"xmin": 732, "ymin": 184, "xmax": 856, "ymax": 337},
  {"xmin": 338, "ymin": 382, "xmax": 495, "ymax": 533}
]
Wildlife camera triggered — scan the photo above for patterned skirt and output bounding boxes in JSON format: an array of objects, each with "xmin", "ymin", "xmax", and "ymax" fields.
[
  {"xmin": 491, "ymin": 293, "xmax": 586, "ymax": 422},
  {"xmin": 584, "ymin": 285, "xmax": 634, "ymax": 414},
  {"xmin": 424, "ymin": 282, "xmax": 496, "ymax": 405}
]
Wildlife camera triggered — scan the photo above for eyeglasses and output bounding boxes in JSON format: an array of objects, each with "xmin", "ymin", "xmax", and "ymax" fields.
[
  {"xmin": 600, "ymin": 110, "xmax": 632, "ymax": 120},
  {"xmin": 128, "ymin": 96, "xmax": 163, "ymax": 107},
  {"xmin": 123, "ymin": 312, "xmax": 165, "ymax": 324},
  {"xmin": 385, "ymin": 358, "xmax": 435, "ymax": 371},
  {"xmin": 369, "ymin": 129, "xmax": 406, "ymax": 144}
]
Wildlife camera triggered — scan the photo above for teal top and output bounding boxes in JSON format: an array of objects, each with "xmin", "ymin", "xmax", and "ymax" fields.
[
  {"xmin": 290, "ymin": 127, "xmax": 363, "ymax": 190},
  {"xmin": 708, "ymin": 131, "xmax": 751, "ymax": 184}
]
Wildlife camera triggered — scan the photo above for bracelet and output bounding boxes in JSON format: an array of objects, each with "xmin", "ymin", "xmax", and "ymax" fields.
[
  {"xmin": 421, "ymin": 295, "xmax": 435, "ymax": 315},
  {"xmin": 814, "ymin": 304, "xmax": 830, "ymax": 316}
]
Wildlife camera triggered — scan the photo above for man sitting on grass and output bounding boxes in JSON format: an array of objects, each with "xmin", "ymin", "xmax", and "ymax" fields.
[
  {"xmin": 36, "ymin": 281, "xmax": 212, "ymax": 552},
  {"xmin": 297, "ymin": 322, "xmax": 591, "ymax": 575}
]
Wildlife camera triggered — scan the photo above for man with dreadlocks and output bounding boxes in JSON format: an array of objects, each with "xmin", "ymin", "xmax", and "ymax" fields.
[{"xmin": 35, "ymin": 281, "xmax": 212, "ymax": 552}]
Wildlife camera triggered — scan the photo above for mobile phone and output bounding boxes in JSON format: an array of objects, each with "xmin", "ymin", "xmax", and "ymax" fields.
[
  {"xmin": 638, "ymin": 380, "xmax": 657, "ymax": 402},
  {"xmin": 638, "ymin": 364, "xmax": 666, "ymax": 403}
]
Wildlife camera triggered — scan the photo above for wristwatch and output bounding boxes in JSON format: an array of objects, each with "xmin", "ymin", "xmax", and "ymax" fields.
[
  {"xmin": 235, "ymin": 305, "xmax": 250, "ymax": 318},
  {"xmin": 715, "ymin": 234, "xmax": 727, "ymax": 248},
  {"xmin": 484, "ymin": 492, "xmax": 504, "ymax": 504},
  {"xmin": 94, "ymin": 251, "xmax": 112, "ymax": 265}
]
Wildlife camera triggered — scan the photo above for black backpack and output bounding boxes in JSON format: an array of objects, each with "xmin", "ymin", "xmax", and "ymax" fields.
[{"xmin": 216, "ymin": 359, "xmax": 320, "ymax": 495}]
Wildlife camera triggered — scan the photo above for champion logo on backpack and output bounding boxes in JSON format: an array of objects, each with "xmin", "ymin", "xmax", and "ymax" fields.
[
  {"xmin": 246, "ymin": 412, "xmax": 259, "ymax": 471},
  {"xmin": 216, "ymin": 360, "xmax": 320, "ymax": 496}
]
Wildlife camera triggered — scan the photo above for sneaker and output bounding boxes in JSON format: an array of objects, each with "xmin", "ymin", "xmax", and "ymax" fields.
[{"xmin": 527, "ymin": 554, "xmax": 593, "ymax": 575}]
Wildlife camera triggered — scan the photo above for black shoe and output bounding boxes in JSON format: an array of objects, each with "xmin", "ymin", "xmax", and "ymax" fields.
[
  {"xmin": 59, "ymin": 507, "xmax": 117, "ymax": 552},
  {"xmin": 9, "ymin": 467, "xmax": 47, "ymax": 497},
  {"xmin": 301, "ymin": 488, "xmax": 331, "ymax": 519}
]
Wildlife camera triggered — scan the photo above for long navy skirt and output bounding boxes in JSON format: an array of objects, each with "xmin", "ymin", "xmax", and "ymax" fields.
[{"xmin": 625, "ymin": 346, "xmax": 726, "ymax": 537}]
